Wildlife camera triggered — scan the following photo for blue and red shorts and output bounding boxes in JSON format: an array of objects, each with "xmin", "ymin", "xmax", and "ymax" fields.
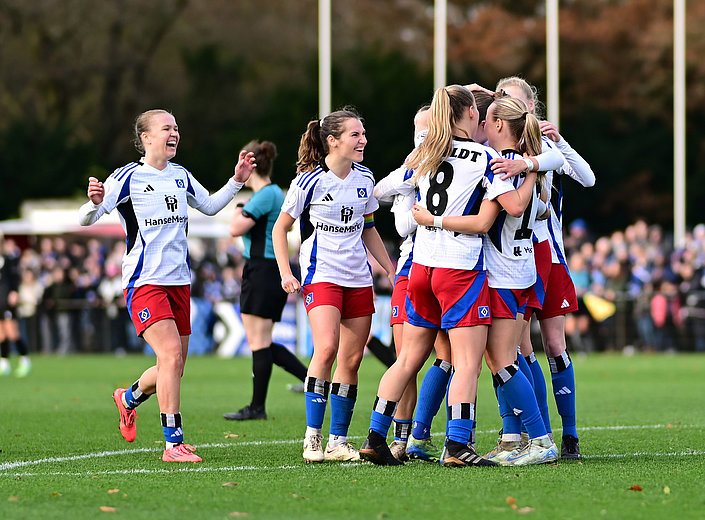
[
  {"xmin": 405, "ymin": 263, "xmax": 491, "ymax": 329},
  {"xmin": 302, "ymin": 282, "xmax": 375, "ymax": 319},
  {"xmin": 489, "ymin": 286, "xmax": 532, "ymax": 320},
  {"xmin": 124, "ymin": 284, "xmax": 191, "ymax": 337},
  {"xmin": 390, "ymin": 275, "xmax": 409, "ymax": 326}
]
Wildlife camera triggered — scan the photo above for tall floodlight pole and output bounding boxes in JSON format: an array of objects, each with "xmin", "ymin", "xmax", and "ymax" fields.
[
  {"xmin": 546, "ymin": 0, "xmax": 560, "ymax": 125},
  {"xmin": 319, "ymin": 0, "xmax": 332, "ymax": 117},
  {"xmin": 674, "ymin": 0, "xmax": 686, "ymax": 248},
  {"xmin": 434, "ymin": 0, "xmax": 447, "ymax": 91}
]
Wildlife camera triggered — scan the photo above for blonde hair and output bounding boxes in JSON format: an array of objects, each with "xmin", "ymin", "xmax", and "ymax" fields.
[
  {"xmin": 133, "ymin": 109, "xmax": 172, "ymax": 154},
  {"xmin": 405, "ymin": 85, "xmax": 475, "ymax": 182},
  {"xmin": 495, "ymin": 76, "xmax": 544, "ymax": 120},
  {"xmin": 489, "ymin": 96, "xmax": 547, "ymax": 190},
  {"xmin": 489, "ymin": 96, "xmax": 542, "ymax": 156}
]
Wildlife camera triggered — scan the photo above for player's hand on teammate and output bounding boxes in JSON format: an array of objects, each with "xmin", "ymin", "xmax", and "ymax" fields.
[
  {"xmin": 411, "ymin": 204, "xmax": 434, "ymax": 227},
  {"xmin": 87, "ymin": 177, "xmax": 105, "ymax": 205},
  {"xmin": 281, "ymin": 274, "xmax": 301, "ymax": 294},
  {"xmin": 233, "ymin": 150, "xmax": 257, "ymax": 183},
  {"xmin": 463, "ymin": 83, "xmax": 494, "ymax": 96},
  {"xmin": 489, "ymin": 157, "xmax": 528, "ymax": 180},
  {"xmin": 539, "ymin": 121, "xmax": 562, "ymax": 143}
]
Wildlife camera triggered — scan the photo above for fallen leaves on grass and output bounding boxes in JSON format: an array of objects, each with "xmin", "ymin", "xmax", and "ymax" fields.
[
  {"xmin": 225, "ymin": 433, "xmax": 240, "ymax": 439},
  {"xmin": 289, "ymin": 493, "xmax": 309, "ymax": 501},
  {"xmin": 667, "ymin": 423, "xmax": 673, "ymax": 429},
  {"xmin": 8, "ymin": 496, "xmax": 19, "ymax": 502},
  {"xmin": 506, "ymin": 496, "xmax": 535, "ymax": 514},
  {"xmin": 664, "ymin": 486, "xmax": 671, "ymax": 494},
  {"xmin": 229, "ymin": 512, "xmax": 248, "ymax": 517},
  {"xmin": 100, "ymin": 506, "xmax": 116, "ymax": 512},
  {"xmin": 222, "ymin": 482, "xmax": 239, "ymax": 487},
  {"xmin": 628, "ymin": 485, "xmax": 643, "ymax": 491},
  {"xmin": 108, "ymin": 489, "xmax": 120, "ymax": 494},
  {"xmin": 51, "ymin": 492, "xmax": 62, "ymax": 497}
]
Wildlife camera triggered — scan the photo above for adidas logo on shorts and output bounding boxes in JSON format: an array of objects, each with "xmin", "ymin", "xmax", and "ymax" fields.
[
  {"xmin": 561, "ymin": 299, "xmax": 571, "ymax": 309},
  {"xmin": 555, "ymin": 386, "xmax": 572, "ymax": 395}
]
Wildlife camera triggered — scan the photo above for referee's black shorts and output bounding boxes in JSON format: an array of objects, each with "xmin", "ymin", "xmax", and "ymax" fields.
[
  {"xmin": 0, "ymin": 288, "xmax": 17, "ymax": 320},
  {"xmin": 239, "ymin": 257, "xmax": 288, "ymax": 322}
]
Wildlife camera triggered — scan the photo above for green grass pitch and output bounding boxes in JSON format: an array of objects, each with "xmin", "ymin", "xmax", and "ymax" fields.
[{"xmin": 2, "ymin": 352, "xmax": 704, "ymax": 519}]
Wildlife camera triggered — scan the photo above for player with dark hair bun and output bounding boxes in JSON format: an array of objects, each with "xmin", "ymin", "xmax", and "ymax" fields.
[{"xmin": 223, "ymin": 140, "xmax": 308, "ymax": 422}]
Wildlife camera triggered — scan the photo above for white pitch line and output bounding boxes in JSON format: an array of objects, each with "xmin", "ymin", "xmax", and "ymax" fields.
[
  {"xmin": 1, "ymin": 423, "xmax": 702, "ymax": 474},
  {"xmin": 584, "ymin": 450, "xmax": 705, "ymax": 459},
  {"xmin": 4, "ymin": 450, "xmax": 705, "ymax": 478}
]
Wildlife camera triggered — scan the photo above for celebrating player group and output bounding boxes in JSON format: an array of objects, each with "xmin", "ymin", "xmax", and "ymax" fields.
[{"xmin": 80, "ymin": 75, "xmax": 594, "ymax": 466}]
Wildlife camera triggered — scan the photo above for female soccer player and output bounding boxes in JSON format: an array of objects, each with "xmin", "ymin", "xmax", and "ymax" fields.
[
  {"xmin": 496, "ymin": 76, "xmax": 596, "ymax": 460},
  {"xmin": 372, "ymin": 106, "xmax": 454, "ymax": 462},
  {"xmin": 414, "ymin": 95, "xmax": 561, "ymax": 465},
  {"xmin": 360, "ymin": 85, "xmax": 529, "ymax": 467},
  {"xmin": 272, "ymin": 108, "xmax": 395, "ymax": 463},
  {"xmin": 223, "ymin": 140, "xmax": 308, "ymax": 421},
  {"xmin": 79, "ymin": 109, "xmax": 255, "ymax": 462}
]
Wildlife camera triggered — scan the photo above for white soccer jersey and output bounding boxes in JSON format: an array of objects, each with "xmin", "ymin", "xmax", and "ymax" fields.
[
  {"xmin": 373, "ymin": 164, "xmax": 415, "ymax": 202},
  {"xmin": 281, "ymin": 161, "xmax": 378, "ymax": 288},
  {"xmin": 413, "ymin": 137, "xmax": 516, "ymax": 271},
  {"xmin": 78, "ymin": 161, "xmax": 243, "ymax": 289},
  {"xmin": 391, "ymin": 192, "xmax": 417, "ymax": 277},
  {"xmin": 541, "ymin": 136, "xmax": 596, "ymax": 265},
  {"xmin": 531, "ymin": 138, "xmax": 559, "ymax": 244},
  {"xmin": 483, "ymin": 149, "xmax": 538, "ymax": 289}
]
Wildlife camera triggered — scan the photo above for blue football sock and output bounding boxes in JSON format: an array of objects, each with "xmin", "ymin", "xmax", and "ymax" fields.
[
  {"xmin": 161, "ymin": 413, "xmax": 183, "ymax": 444},
  {"xmin": 124, "ymin": 380, "xmax": 151, "ymax": 409},
  {"xmin": 304, "ymin": 376, "xmax": 329, "ymax": 430},
  {"xmin": 370, "ymin": 397, "xmax": 396, "ymax": 438},
  {"xmin": 516, "ymin": 349, "xmax": 534, "ymax": 388},
  {"xmin": 447, "ymin": 403, "xmax": 474, "ymax": 444},
  {"xmin": 526, "ymin": 353, "xmax": 551, "ymax": 433},
  {"xmin": 329, "ymin": 383, "xmax": 357, "ymax": 437},
  {"xmin": 412, "ymin": 358, "xmax": 452, "ymax": 439},
  {"xmin": 493, "ymin": 377, "xmax": 521, "ymax": 435},
  {"xmin": 494, "ymin": 365, "xmax": 547, "ymax": 439},
  {"xmin": 549, "ymin": 352, "xmax": 577, "ymax": 438}
]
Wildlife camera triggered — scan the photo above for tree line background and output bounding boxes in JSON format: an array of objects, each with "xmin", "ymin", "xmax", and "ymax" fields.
[{"xmin": 1, "ymin": 0, "xmax": 704, "ymax": 241}]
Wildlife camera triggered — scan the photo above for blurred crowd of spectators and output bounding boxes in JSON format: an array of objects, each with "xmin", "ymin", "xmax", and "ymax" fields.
[
  {"xmin": 3, "ymin": 235, "xmax": 247, "ymax": 354},
  {"xmin": 3, "ymin": 217, "xmax": 705, "ymax": 355},
  {"xmin": 563, "ymin": 219, "xmax": 705, "ymax": 353}
]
